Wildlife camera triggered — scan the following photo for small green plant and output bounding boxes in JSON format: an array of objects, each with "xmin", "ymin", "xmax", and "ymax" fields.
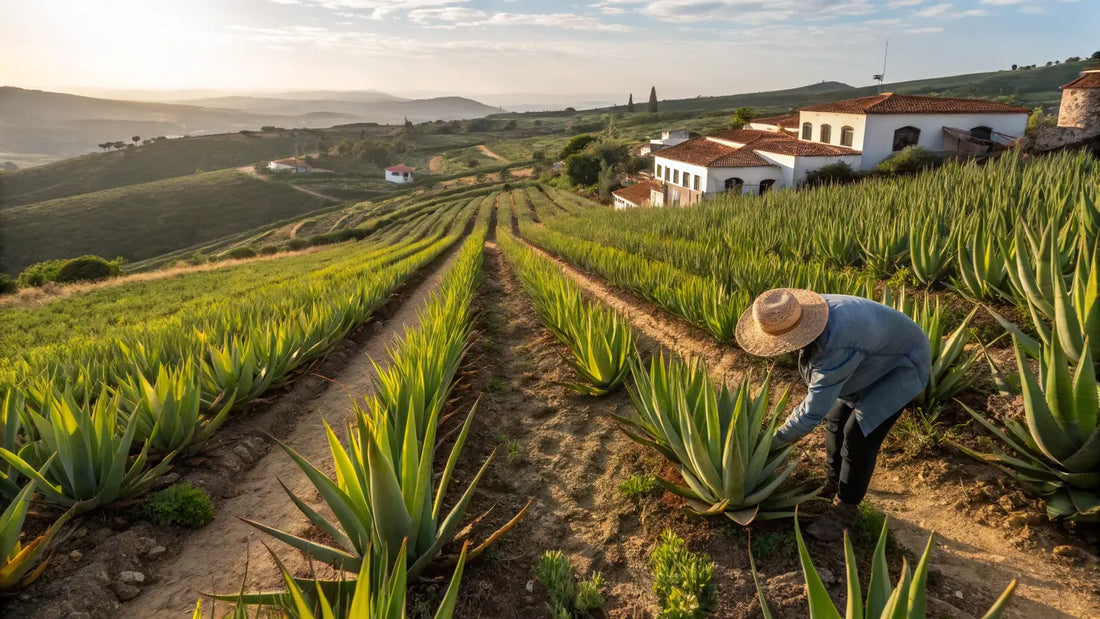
[
  {"xmin": 0, "ymin": 274, "xmax": 15, "ymax": 295},
  {"xmin": 535, "ymin": 550, "xmax": 606, "ymax": 618},
  {"xmin": 505, "ymin": 439, "xmax": 523, "ymax": 464},
  {"xmin": 142, "ymin": 483, "xmax": 215, "ymax": 528},
  {"xmin": 620, "ymin": 473, "xmax": 661, "ymax": 499},
  {"xmin": 486, "ymin": 377, "xmax": 509, "ymax": 393},
  {"xmin": 886, "ymin": 266, "xmax": 914, "ymax": 290},
  {"xmin": 891, "ymin": 406, "xmax": 944, "ymax": 457},
  {"xmin": 651, "ymin": 529, "xmax": 717, "ymax": 619},
  {"xmin": 747, "ymin": 531, "xmax": 795, "ymax": 560}
]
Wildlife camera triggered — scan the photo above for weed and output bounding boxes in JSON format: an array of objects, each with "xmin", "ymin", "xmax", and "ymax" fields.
[
  {"xmin": 748, "ymin": 531, "xmax": 795, "ymax": 560},
  {"xmin": 535, "ymin": 550, "xmax": 606, "ymax": 618},
  {"xmin": 891, "ymin": 405, "xmax": 945, "ymax": 456},
  {"xmin": 141, "ymin": 483, "xmax": 214, "ymax": 528},
  {"xmin": 852, "ymin": 502, "xmax": 900, "ymax": 556},
  {"xmin": 651, "ymin": 529, "xmax": 716, "ymax": 619},
  {"xmin": 620, "ymin": 473, "xmax": 661, "ymax": 499},
  {"xmin": 495, "ymin": 434, "xmax": 524, "ymax": 464},
  {"xmin": 887, "ymin": 266, "xmax": 914, "ymax": 290},
  {"xmin": 487, "ymin": 376, "xmax": 509, "ymax": 393}
]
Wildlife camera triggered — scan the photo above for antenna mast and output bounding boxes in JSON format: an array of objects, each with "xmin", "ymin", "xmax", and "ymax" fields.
[{"xmin": 873, "ymin": 41, "xmax": 889, "ymax": 92}]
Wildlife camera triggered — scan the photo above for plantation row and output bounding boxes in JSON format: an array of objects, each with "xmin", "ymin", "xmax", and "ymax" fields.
[
  {"xmin": 510, "ymin": 153, "xmax": 1099, "ymax": 528},
  {"xmin": 0, "ymin": 194, "xmax": 490, "ymax": 594}
]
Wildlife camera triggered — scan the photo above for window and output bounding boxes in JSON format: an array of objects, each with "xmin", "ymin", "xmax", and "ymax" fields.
[
  {"xmin": 970, "ymin": 126, "xmax": 993, "ymax": 140},
  {"xmin": 840, "ymin": 126, "xmax": 854, "ymax": 147},
  {"xmin": 684, "ymin": 173, "xmax": 692, "ymax": 188},
  {"xmin": 759, "ymin": 179, "xmax": 776, "ymax": 195},
  {"xmin": 724, "ymin": 177, "xmax": 744, "ymax": 193},
  {"xmin": 693, "ymin": 175, "xmax": 700, "ymax": 191},
  {"xmin": 892, "ymin": 126, "xmax": 921, "ymax": 151},
  {"xmin": 819, "ymin": 124, "xmax": 832, "ymax": 144},
  {"xmin": 801, "ymin": 122, "xmax": 812, "ymax": 140},
  {"xmin": 664, "ymin": 167, "xmax": 670, "ymax": 182},
  {"xmin": 656, "ymin": 164, "xmax": 663, "ymax": 177},
  {"xmin": 674, "ymin": 169, "xmax": 680, "ymax": 185}
]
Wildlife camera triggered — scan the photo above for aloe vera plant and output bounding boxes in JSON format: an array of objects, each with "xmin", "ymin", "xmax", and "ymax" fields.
[
  {"xmin": 751, "ymin": 516, "xmax": 1017, "ymax": 618},
  {"xmin": 619, "ymin": 355, "xmax": 819, "ymax": 525},
  {"xmin": 117, "ymin": 364, "xmax": 236, "ymax": 455},
  {"xmin": 909, "ymin": 219, "xmax": 953, "ymax": 287},
  {"xmin": 957, "ymin": 333, "xmax": 1100, "ymax": 521},
  {"xmin": 952, "ymin": 225, "xmax": 1010, "ymax": 302},
  {"xmin": 0, "ymin": 387, "xmax": 174, "ymax": 511},
  {"xmin": 1, "ymin": 474, "xmax": 76, "ymax": 591}
]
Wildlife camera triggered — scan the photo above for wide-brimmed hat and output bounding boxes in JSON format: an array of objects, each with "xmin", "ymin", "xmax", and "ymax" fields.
[{"xmin": 735, "ymin": 288, "xmax": 829, "ymax": 357}]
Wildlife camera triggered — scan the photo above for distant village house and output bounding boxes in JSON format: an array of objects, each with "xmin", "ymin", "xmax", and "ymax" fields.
[
  {"xmin": 267, "ymin": 158, "xmax": 312, "ymax": 173},
  {"xmin": 640, "ymin": 129, "xmax": 690, "ymax": 156},
  {"xmin": 385, "ymin": 164, "xmax": 415, "ymax": 184}
]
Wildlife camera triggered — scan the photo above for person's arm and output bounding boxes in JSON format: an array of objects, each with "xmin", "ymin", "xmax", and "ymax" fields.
[{"xmin": 773, "ymin": 348, "xmax": 864, "ymax": 446}]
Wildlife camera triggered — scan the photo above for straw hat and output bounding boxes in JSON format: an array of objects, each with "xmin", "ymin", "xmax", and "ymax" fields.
[{"xmin": 735, "ymin": 288, "xmax": 829, "ymax": 357}]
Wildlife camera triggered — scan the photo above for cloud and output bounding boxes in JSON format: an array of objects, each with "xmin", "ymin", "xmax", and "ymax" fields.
[
  {"xmin": 980, "ymin": 0, "xmax": 1027, "ymax": 4},
  {"xmin": 408, "ymin": 8, "xmax": 631, "ymax": 32},
  {"xmin": 913, "ymin": 2, "xmax": 986, "ymax": 17}
]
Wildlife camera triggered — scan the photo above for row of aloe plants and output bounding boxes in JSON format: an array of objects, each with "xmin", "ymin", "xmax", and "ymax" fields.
[
  {"xmin": 0, "ymin": 205, "xmax": 481, "ymax": 592},
  {"xmin": 497, "ymin": 227, "xmax": 635, "ymax": 395},
  {"xmin": 213, "ymin": 218, "xmax": 526, "ymax": 616}
]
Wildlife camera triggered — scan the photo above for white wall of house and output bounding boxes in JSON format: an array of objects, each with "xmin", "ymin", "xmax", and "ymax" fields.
[
  {"xmin": 860, "ymin": 113, "xmax": 1027, "ymax": 168},
  {"xmin": 790, "ymin": 154, "xmax": 864, "ymax": 184},
  {"xmin": 705, "ymin": 166, "xmax": 781, "ymax": 195},
  {"xmin": 386, "ymin": 170, "xmax": 414, "ymax": 184},
  {"xmin": 798, "ymin": 111, "xmax": 867, "ymax": 149},
  {"xmin": 613, "ymin": 195, "xmax": 641, "ymax": 209},
  {"xmin": 654, "ymin": 158, "xmax": 708, "ymax": 193}
]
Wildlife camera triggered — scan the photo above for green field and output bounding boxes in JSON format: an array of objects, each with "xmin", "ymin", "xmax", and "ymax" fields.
[{"xmin": 0, "ymin": 169, "xmax": 332, "ymax": 275}]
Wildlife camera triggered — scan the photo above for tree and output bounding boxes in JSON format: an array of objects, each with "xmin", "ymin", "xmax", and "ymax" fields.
[
  {"xmin": 1066, "ymin": 56, "xmax": 1081, "ymax": 63},
  {"xmin": 1046, "ymin": 61, "xmax": 1053, "ymax": 66},
  {"xmin": 1092, "ymin": 51, "xmax": 1100, "ymax": 61},
  {"xmin": 558, "ymin": 134, "xmax": 599, "ymax": 160},
  {"xmin": 730, "ymin": 106, "xmax": 756, "ymax": 129},
  {"xmin": 564, "ymin": 153, "xmax": 601, "ymax": 187},
  {"xmin": 627, "ymin": 94, "xmax": 635, "ymax": 113},
  {"xmin": 113, "ymin": 141, "xmax": 126, "ymax": 150},
  {"xmin": 1027, "ymin": 107, "xmax": 1056, "ymax": 132},
  {"xmin": 132, "ymin": 135, "xmax": 141, "ymax": 144},
  {"xmin": 597, "ymin": 161, "xmax": 617, "ymax": 200},
  {"xmin": 647, "ymin": 86, "xmax": 658, "ymax": 113},
  {"xmin": 1011, "ymin": 64, "xmax": 1018, "ymax": 70}
]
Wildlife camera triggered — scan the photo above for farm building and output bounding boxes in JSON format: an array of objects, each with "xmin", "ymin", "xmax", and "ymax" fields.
[
  {"xmin": 641, "ymin": 129, "xmax": 690, "ymax": 156},
  {"xmin": 267, "ymin": 158, "xmax": 312, "ymax": 173},
  {"xmin": 385, "ymin": 164, "xmax": 415, "ymax": 184},
  {"xmin": 650, "ymin": 93, "xmax": 1029, "ymax": 204},
  {"xmin": 1033, "ymin": 69, "xmax": 1100, "ymax": 151},
  {"xmin": 612, "ymin": 179, "xmax": 662, "ymax": 209}
]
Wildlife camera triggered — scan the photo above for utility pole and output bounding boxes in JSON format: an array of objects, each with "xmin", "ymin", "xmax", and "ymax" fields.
[{"xmin": 872, "ymin": 41, "xmax": 889, "ymax": 92}]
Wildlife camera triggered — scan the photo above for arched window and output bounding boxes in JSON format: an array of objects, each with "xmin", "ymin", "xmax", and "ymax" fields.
[
  {"xmin": 801, "ymin": 122, "xmax": 812, "ymax": 140},
  {"xmin": 840, "ymin": 126, "xmax": 854, "ymax": 147},
  {"xmin": 892, "ymin": 126, "xmax": 921, "ymax": 151},
  {"xmin": 819, "ymin": 124, "xmax": 832, "ymax": 144},
  {"xmin": 759, "ymin": 179, "xmax": 776, "ymax": 195},
  {"xmin": 724, "ymin": 177, "xmax": 744, "ymax": 193},
  {"xmin": 970, "ymin": 126, "xmax": 993, "ymax": 140}
]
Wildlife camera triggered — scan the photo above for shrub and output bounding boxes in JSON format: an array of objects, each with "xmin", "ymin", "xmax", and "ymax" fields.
[
  {"xmin": 874, "ymin": 146, "xmax": 939, "ymax": 176},
  {"xmin": 16, "ymin": 259, "xmax": 66, "ymax": 287},
  {"xmin": 564, "ymin": 153, "xmax": 602, "ymax": 187},
  {"xmin": 142, "ymin": 483, "xmax": 214, "ymax": 528},
  {"xmin": 651, "ymin": 529, "xmax": 717, "ymax": 619},
  {"xmin": 286, "ymin": 238, "xmax": 311, "ymax": 251},
  {"xmin": 0, "ymin": 274, "xmax": 15, "ymax": 295},
  {"xmin": 309, "ymin": 228, "xmax": 370, "ymax": 247},
  {"xmin": 55, "ymin": 255, "xmax": 120, "ymax": 283},
  {"xmin": 259, "ymin": 245, "xmax": 280, "ymax": 255},
  {"xmin": 225, "ymin": 246, "xmax": 258, "ymax": 260},
  {"xmin": 558, "ymin": 134, "xmax": 598, "ymax": 160},
  {"xmin": 803, "ymin": 162, "xmax": 863, "ymax": 187}
]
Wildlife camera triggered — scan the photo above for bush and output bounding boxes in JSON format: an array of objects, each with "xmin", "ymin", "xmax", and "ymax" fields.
[
  {"xmin": 804, "ymin": 162, "xmax": 863, "ymax": 187},
  {"xmin": 16, "ymin": 259, "xmax": 66, "ymax": 287},
  {"xmin": 286, "ymin": 238, "xmax": 311, "ymax": 251},
  {"xmin": 259, "ymin": 245, "xmax": 281, "ymax": 255},
  {"xmin": 0, "ymin": 274, "xmax": 15, "ymax": 295},
  {"xmin": 141, "ymin": 483, "xmax": 214, "ymax": 528},
  {"xmin": 225, "ymin": 246, "xmax": 258, "ymax": 260},
  {"xmin": 558, "ymin": 134, "xmax": 598, "ymax": 160},
  {"xmin": 874, "ymin": 146, "xmax": 939, "ymax": 176},
  {"xmin": 564, "ymin": 153, "xmax": 602, "ymax": 187},
  {"xmin": 54, "ymin": 255, "xmax": 120, "ymax": 283},
  {"xmin": 309, "ymin": 228, "xmax": 369, "ymax": 247}
]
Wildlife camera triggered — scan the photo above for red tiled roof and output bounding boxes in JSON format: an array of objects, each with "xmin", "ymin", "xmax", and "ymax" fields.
[
  {"xmin": 748, "ymin": 113, "xmax": 800, "ymax": 130},
  {"xmin": 752, "ymin": 140, "xmax": 860, "ymax": 157},
  {"xmin": 1062, "ymin": 71, "xmax": 1100, "ymax": 89},
  {"xmin": 386, "ymin": 164, "xmax": 415, "ymax": 173},
  {"xmin": 799, "ymin": 92, "xmax": 1029, "ymax": 115},
  {"xmin": 273, "ymin": 158, "xmax": 309, "ymax": 166},
  {"xmin": 709, "ymin": 128, "xmax": 791, "ymax": 145},
  {"xmin": 655, "ymin": 138, "xmax": 777, "ymax": 168},
  {"xmin": 612, "ymin": 179, "xmax": 662, "ymax": 206}
]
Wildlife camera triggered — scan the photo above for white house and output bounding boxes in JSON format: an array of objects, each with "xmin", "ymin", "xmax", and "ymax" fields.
[
  {"xmin": 612, "ymin": 179, "xmax": 662, "ymax": 210},
  {"xmin": 771, "ymin": 92, "xmax": 1029, "ymax": 169},
  {"xmin": 642, "ymin": 129, "xmax": 690, "ymax": 156},
  {"xmin": 385, "ymin": 164, "xmax": 415, "ymax": 184},
  {"xmin": 268, "ymin": 158, "xmax": 311, "ymax": 173}
]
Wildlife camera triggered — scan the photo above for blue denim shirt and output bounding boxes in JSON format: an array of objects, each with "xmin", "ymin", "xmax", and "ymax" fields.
[{"xmin": 774, "ymin": 294, "xmax": 932, "ymax": 446}]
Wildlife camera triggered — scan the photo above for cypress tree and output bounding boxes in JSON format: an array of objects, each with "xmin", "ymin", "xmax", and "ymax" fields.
[
  {"xmin": 627, "ymin": 93, "xmax": 635, "ymax": 113},
  {"xmin": 647, "ymin": 86, "xmax": 658, "ymax": 113}
]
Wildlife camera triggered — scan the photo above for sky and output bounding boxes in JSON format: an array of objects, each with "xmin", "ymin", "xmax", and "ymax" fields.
[{"xmin": 1, "ymin": 0, "xmax": 1096, "ymax": 104}]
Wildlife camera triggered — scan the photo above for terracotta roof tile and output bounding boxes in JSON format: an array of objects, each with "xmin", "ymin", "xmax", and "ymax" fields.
[
  {"xmin": 709, "ymin": 149, "xmax": 774, "ymax": 167},
  {"xmin": 799, "ymin": 92, "xmax": 1029, "ymax": 115},
  {"xmin": 709, "ymin": 128, "xmax": 792, "ymax": 145},
  {"xmin": 655, "ymin": 138, "xmax": 780, "ymax": 168},
  {"xmin": 751, "ymin": 140, "xmax": 860, "ymax": 157},
  {"xmin": 612, "ymin": 180, "xmax": 661, "ymax": 206},
  {"xmin": 385, "ymin": 164, "xmax": 415, "ymax": 173},
  {"xmin": 748, "ymin": 113, "xmax": 800, "ymax": 130},
  {"xmin": 1062, "ymin": 71, "xmax": 1100, "ymax": 89}
]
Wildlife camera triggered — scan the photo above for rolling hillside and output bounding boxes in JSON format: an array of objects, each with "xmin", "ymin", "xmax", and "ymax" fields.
[{"xmin": 0, "ymin": 169, "xmax": 331, "ymax": 275}]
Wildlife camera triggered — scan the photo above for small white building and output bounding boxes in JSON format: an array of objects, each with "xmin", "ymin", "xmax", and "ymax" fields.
[
  {"xmin": 643, "ymin": 129, "xmax": 690, "ymax": 156},
  {"xmin": 267, "ymin": 158, "xmax": 311, "ymax": 173},
  {"xmin": 612, "ymin": 179, "xmax": 662, "ymax": 210},
  {"xmin": 385, "ymin": 164, "xmax": 415, "ymax": 184}
]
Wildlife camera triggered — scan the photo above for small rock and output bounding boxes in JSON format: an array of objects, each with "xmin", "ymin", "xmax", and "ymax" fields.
[
  {"xmin": 18, "ymin": 593, "xmax": 30, "ymax": 601},
  {"xmin": 153, "ymin": 472, "xmax": 182, "ymax": 489},
  {"xmin": 113, "ymin": 584, "xmax": 142, "ymax": 601},
  {"xmin": 69, "ymin": 550, "xmax": 83, "ymax": 561},
  {"xmin": 954, "ymin": 590, "xmax": 964, "ymax": 600},
  {"xmin": 184, "ymin": 457, "xmax": 207, "ymax": 467},
  {"xmin": 148, "ymin": 545, "xmax": 168, "ymax": 558},
  {"xmin": 74, "ymin": 527, "xmax": 88, "ymax": 539},
  {"xmin": 117, "ymin": 570, "xmax": 146, "ymax": 586},
  {"xmin": 1053, "ymin": 545, "xmax": 1079, "ymax": 559},
  {"xmin": 1004, "ymin": 514, "xmax": 1027, "ymax": 528},
  {"xmin": 818, "ymin": 568, "xmax": 837, "ymax": 584},
  {"xmin": 233, "ymin": 444, "xmax": 254, "ymax": 465},
  {"xmin": 525, "ymin": 580, "xmax": 534, "ymax": 593}
]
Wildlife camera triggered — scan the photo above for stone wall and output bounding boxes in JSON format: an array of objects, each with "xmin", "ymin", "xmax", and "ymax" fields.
[{"xmin": 1057, "ymin": 88, "xmax": 1100, "ymax": 130}]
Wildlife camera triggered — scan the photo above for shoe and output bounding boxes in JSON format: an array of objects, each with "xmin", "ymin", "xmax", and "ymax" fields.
[
  {"xmin": 820, "ymin": 477, "xmax": 838, "ymax": 500},
  {"xmin": 805, "ymin": 499, "xmax": 859, "ymax": 542}
]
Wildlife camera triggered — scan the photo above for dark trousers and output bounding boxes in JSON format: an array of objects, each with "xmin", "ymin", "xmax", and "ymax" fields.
[{"xmin": 825, "ymin": 401, "xmax": 902, "ymax": 505}]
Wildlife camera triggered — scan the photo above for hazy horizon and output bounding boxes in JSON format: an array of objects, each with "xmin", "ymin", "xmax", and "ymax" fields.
[{"xmin": 2, "ymin": 0, "xmax": 1096, "ymax": 105}]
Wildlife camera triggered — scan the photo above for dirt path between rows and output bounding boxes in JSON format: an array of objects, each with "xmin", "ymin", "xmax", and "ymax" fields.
[
  {"xmin": 429, "ymin": 155, "xmax": 443, "ymax": 172},
  {"xmin": 476, "ymin": 145, "xmax": 509, "ymax": 164},
  {"xmin": 115, "ymin": 244, "xmax": 464, "ymax": 618},
  {"xmin": 516, "ymin": 236, "xmax": 1099, "ymax": 618}
]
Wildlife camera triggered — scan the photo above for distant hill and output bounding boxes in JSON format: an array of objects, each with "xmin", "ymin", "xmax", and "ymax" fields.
[
  {"xmin": 0, "ymin": 87, "xmax": 499, "ymax": 160},
  {"xmin": 0, "ymin": 169, "xmax": 332, "ymax": 275},
  {"xmin": 652, "ymin": 61, "xmax": 1091, "ymax": 115}
]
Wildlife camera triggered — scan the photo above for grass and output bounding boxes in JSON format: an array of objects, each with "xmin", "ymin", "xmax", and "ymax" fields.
[
  {"xmin": 0, "ymin": 169, "xmax": 331, "ymax": 275},
  {"xmin": 620, "ymin": 473, "xmax": 661, "ymax": 499}
]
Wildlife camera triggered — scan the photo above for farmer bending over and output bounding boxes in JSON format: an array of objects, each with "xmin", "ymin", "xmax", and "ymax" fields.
[{"xmin": 735, "ymin": 288, "xmax": 931, "ymax": 541}]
